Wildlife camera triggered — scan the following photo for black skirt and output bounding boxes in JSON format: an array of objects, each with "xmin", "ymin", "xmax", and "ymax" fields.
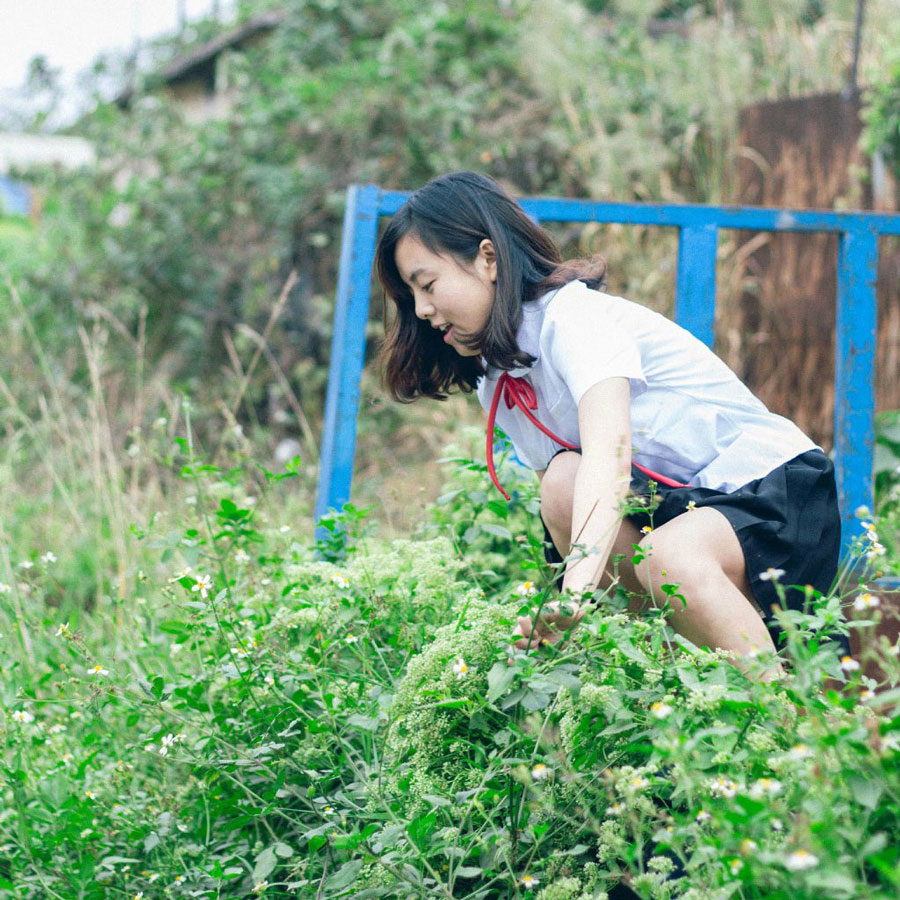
[{"xmin": 542, "ymin": 449, "xmax": 846, "ymax": 655}]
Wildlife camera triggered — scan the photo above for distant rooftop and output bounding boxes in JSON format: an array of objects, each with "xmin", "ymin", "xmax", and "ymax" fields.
[{"xmin": 116, "ymin": 10, "xmax": 284, "ymax": 107}]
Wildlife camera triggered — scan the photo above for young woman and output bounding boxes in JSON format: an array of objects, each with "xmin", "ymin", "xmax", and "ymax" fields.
[{"xmin": 375, "ymin": 171, "xmax": 843, "ymax": 674}]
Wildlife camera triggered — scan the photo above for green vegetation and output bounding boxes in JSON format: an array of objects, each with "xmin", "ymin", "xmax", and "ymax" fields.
[
  {"xmin": 2, "ymin": 1, "xmax": 900, "ymax": 898},
  {"xmin": 2, "ymin": 431, "xmax": 899, "ymax": 899}
]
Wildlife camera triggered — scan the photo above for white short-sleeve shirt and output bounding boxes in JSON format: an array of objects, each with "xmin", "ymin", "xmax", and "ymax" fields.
[{"xmin": 476, "ymin": 280, "xmax": 816, "ymax": 492}]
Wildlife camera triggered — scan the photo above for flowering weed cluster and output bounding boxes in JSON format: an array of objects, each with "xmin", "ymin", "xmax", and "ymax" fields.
[{"xmin": 2, "ymin": 445, "xmax": 900, "ymax": 900}]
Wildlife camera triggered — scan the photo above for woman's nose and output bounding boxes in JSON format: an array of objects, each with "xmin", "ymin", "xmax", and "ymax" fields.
[{"xmin": 414, "ymin": 293, "xmax": 435, "ymax": 320}]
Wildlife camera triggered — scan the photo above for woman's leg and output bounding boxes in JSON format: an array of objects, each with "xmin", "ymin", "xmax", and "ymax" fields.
[{"xmin": 540, "ymin": 453, "xmax": 779, "ymax": 676}]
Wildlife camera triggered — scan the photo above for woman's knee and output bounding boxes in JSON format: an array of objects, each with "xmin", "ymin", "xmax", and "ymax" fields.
[
  {"xmin": 539, "ymin": 451, "xmax": 580, "ymax": 531},
  {"xmin": 633, "ymin": 528, "xmax": 712, "ymax": 599}
]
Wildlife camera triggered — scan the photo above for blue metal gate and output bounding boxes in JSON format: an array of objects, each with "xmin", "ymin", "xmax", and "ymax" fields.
[{"xmin": 316, "ymin": 184, "xmax": 900, "ymax": 552}]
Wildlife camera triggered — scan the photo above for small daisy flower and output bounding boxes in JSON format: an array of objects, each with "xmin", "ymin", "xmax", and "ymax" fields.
[
  {"xmin": 784, "ymin": 743, "xmax": 810, "ymax": 760},
  {"xmin": 685, "ymin": 500, "xmax": 697, "ymax": 511},
  {"xmin": 158, "ymin": 733, "xmax": 179, "ymax": 757},
  {"xmin": 741, "ymin": 839, "xmax": 758, "ymax": 855},
  {"xmin": 192, "ymin": 573, "xmax": 212, "ymax": 599},
  {"xmin": 772, "ymin": 818, "xmax": 784, "ymax": 831},
  {"xmin": 650, "ymin": 701, "xmax": 673, "ymax": 719},
  {"xmin": 323, "ymin": 805, "xmax": 334, "ymax": 815},
  {"xmin": 607, "ymin": 802, "xmax": 624, "ymax": 816},
  {"xmin": 41, "ymin": 551, "xmax": 57, "ymax": 564},
  {"xmin": 729, "ymin": 858, "xmax": 744, "ymax": 875},
  {"xmin": 234, "ymin": 549, "xmax": 250, "ymax": 564},
  {"xmin": 50, "ymin": 723, "xmax": 66, "ymax": 734},
  {"xmin": 168, "ymin": 566, "xmax": 192, "ymax": 583},
  {"xmin": 531, "ymin": 763, "xmax": 551, "ymax": 781},
  {"xmin": 330, "ymin": 573, "xmax": 350, "ymax": 590},
  {"xmin": 253, "ymin": 883, "xmax": 269, "ymax": 895},
  {"xmin": 695, "ymin": 810, "xmax": 711, "ymax": 823},
  {"xmin": 840, "ymin": 656, "xmax": 860, "ymax": 672},
  {"xmin": 173, "ymin": 875, "xmax": 185, "ymax": 884},
  {"xmin": 62, "ymin": 753, "xmax": 74, "ymax": 765},
  {"xmin": 854, "ymin": 592, "xmax": 881, "ymax": 611},
  {"xmin": 641, "ymin": 525, "xmax": 653, "ymax": 535},
  {"xmin": 345, "ymin": 634, "xmax": 360, "ymax": 644},
  {"xmin": 759, "ymin": 567, "xmax": 786, "ymax": 582},
  {"xmin": 85, "ymin": 790, "xmax": 95, "ymax": 799},
  {"xmin": 133, "ymin": 893, "xmax": 144, "ymax": 900},
  {"xmin": 749, "ymin": 778, "xmax": 782, "ymax": 799},
  {"xmin": 19, "ymin": 560, "xmax": 33, "ymax": 569},
  {"xmin": 13, "ymin": 710, "xmax": 34, "ymax": 723},
  {"xmin": 55, "ymin": 622, "xmax": 70, "ymax": 637},
  {"xmin": 452, "ymin": 658, "xmax": 470, "ymax": 679},
  {"xmin": 185, "ymin": 495, "xmax": 197, "ymax": 506},
  {"xmin": 861, "ymin": 688, "xmax": 874, "ymax": 701},
  {"xmin": 784, "ymin": 850, "xmax": 819, "ymax": 871},
  {"xmin": 279, "ymin": 525, "xmax": 291, "ymax": 533},
  {"xmin": 629, "ymin": 774, "xmax": 649, "ymax": 790},
  {"xmin": 87, "ymin": 664, "xmax": 110, "ymax": 676},
  {"xmin": 148, "ymin": 873, "xmax": 160, "ymax": 883},
  {"xmin": 264, "ymin": 673, "xmax": 275, "ymax": 686},
  {"xmin": 709, "ymin": 776, "xmax": 738, "ymax": 798},
  {"xmin": 515, "ymin": 581, "xmax": 537, "ymax": 598},
  {"xmin": 520, "ymin": 874, "xmax": 540, "ymax": 889}
]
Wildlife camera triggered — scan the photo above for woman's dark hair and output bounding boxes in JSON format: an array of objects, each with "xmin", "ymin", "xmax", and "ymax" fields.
[{"xmin": 375, "ymin": 171, "xmax": 607, "ymax": 401}]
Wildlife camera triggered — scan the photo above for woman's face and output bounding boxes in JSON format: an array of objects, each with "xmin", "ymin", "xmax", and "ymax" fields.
[{"xmin": 394, "ymin": 233, "xmax": 497, "ymax": 357}]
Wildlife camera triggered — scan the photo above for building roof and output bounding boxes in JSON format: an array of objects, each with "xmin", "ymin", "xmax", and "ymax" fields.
[{"xmin": 117, "ymin": 10, "xmax": 284, "ymax": 107}]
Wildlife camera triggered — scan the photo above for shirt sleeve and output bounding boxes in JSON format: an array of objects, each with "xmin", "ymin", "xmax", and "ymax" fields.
[{"xmin": 542, "ymin": 285, "xmax": 647, "ymax": 405}]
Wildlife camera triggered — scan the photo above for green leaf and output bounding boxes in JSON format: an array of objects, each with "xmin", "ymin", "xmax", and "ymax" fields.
[
  {"xmin": 487, "ymin": 662, "xmax": 515, "ymax": 703},
  {"xmin": 480, "ymin": 523, "xmax": 512, "ymax": 540},
  {"xmin": 253, "ymin": 846, "xmax": 278, "ymax": 883},
  {"xmin": 325, "ymin": 859, "xmax": 363, "ymax": 892},
  {"xmin": 455, "ymin": 866, "xmax": 483, "ymax": 877},
  {"xmin": 346, "ymin": 714, "xmax": 379, "ymax": 731},
  {"xmin": 274, "ymin": 842, "xmax": 294, "ymax": 858},
  {"xmin": 847, "ymin": 774, "xmax": 882, "ymax": 810}
]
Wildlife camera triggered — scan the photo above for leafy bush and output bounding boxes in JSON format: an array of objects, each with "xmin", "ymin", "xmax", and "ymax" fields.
[{"xmin": 3, "ymin": 439, "xmax": 900, "ymax": 900}]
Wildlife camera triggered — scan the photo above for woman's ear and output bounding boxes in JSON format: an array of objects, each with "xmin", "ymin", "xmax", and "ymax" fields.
[{"xmin": 478, "ymin": 238, "xmax": 498, "ymax": 283}]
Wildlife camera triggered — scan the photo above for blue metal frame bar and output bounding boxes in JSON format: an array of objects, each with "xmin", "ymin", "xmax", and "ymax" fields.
[
  {"xmin": 315, "ymin": 184, "xmax": 380, "ymax": 522},
  {"xmin": 318, "ymin": 185, "xmax": 900, "ymax": 556}
]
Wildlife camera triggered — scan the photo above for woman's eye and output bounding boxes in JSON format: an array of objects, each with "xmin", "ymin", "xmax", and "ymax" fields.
[{"xmin": 423, "ymin": 281, "xmax": 435, "ymax": 293}]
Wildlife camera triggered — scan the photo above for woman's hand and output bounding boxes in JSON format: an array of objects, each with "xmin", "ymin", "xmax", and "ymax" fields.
[{"xmin": 511, "ymin": 598, "xmax": 586, "ymax": 653}]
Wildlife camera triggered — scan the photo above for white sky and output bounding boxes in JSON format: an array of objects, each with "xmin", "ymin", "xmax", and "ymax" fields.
[{"xmin": 0, "ymin": 0, "xmax": 235, "ymax": 93}]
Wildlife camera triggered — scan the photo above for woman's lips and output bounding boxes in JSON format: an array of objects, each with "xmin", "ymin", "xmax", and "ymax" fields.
[{"xmin": 443, "ymin": 326, "xmax": 454, "ymax": 344}]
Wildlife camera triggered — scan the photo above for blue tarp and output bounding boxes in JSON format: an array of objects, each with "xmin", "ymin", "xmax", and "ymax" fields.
[{"xmin": 0, "ymin": 175, "xmax": 32, "ymax": 216}]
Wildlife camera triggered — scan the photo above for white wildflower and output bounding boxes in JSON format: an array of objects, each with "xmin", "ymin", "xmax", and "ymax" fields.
[
  {"xmin": 641, "ymin": 525, "xmax": 653, "ymax": 535},
  {"xmin": 168, "ymin": 566, "xmax": 192, "ymax": 583},
  {"xmin": 40, "ymin": 551, "xmax": 57, "ymax": 564},
  {"xmin": 13, "ymin": 710, "xmax": 34, "ymax": 724},
  {"xmin": 685, "ymin": 500, "xmax": 697, "ymax": 511},
  {"xmin": 759, "ymin": 567, "xmax": 786, "ymax": 582},
  {"xmin": 853, "ymin": 592, "xmax": 880, "ymax": 611},
  {"xmin": 729, "ymin": 859, "xmax": 744, "ymax": 875},
  {"xmin": 253, "ymin": 882, "xmax": 269, "ymax": 895},
  {"xmin": 650, "ymin": 701, "xmax": 673, "ymax": 719},
  {"xmin": 709, "ymin": 776, "xmax": 738, "ymax": 798},
  {"xmin": 515, "ymin": 581, "xmax": 537, "ymax": 598},
  {"xmin": 749, "ymin": 778, "xmax": 782, "ymax": 799},
  {"xmin": 330, "ymin": 573, "xmax": 350, "ymax": 590},
  {"xmin": 520, "ymin": 874, "xmax": 540, "ymax": 889},
  {"xmin": 741, "ymin": 839, "xmax": 758, "ymax": 855},
  {"xmin": 784, "ymin": 850, "xmax": 819, "ymax": 871},
  {"xmin": 695, "ymin": 810, "xmax": 711, "ymax": 823},
  {"xmin": 192, "ymin": 573, "xmax": 212, "ymax": 599},
  {"xmin": 840, "ymin": 656, "xmax": 860, "ymax": 672},
  {"xmin": 531, "ymin": 763, "xmax": 551, "ymax": 781},
  {"xmin": 786, "ymin": 743, "xmax": 812, "ymax": 761},
  {"xmin": 234, "ymin": 549, "xmax": 250, "ymax": 564},
  {"xmin": 55, "ymin": 622, "xmax": 70, "ymax": 637},
  {"xmin": 607, "ymin": 802, "xmax": 624, "ymax": 816},
  {"xmin": 87, "ymin": 664, "xmax": 110, "ymax": 676},
  {"xmin": 452, "ymin": 658, "xmax": 470, "ymax": 679}
]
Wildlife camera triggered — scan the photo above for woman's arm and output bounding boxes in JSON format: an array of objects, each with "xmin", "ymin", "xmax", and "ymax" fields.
[
  {"xmin": 562, "ymin": 376, "xmax": 633, "ymax": 596},
  {"xmin": 510, "ymin": 378, "xmax": 632, "ymax": 654}
]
